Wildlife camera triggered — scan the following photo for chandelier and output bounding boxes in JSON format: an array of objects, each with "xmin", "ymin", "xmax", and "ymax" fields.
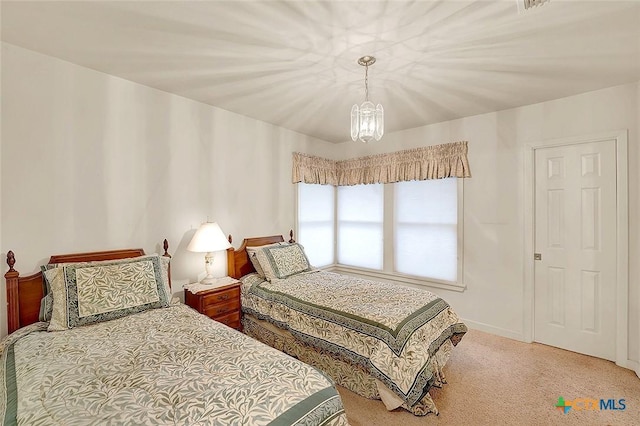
[{"xmin": 351, "ymin": 56, "xmax": 384, "ymax": 143}]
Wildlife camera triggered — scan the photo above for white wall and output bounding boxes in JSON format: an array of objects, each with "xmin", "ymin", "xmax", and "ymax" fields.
[
  {"xmin": 0, "ymin": 43, "xmax": 337, "ymax": 337},
  {"xmin": 339, "ymin": 82, "xmax": 640, "ymax": 368}
]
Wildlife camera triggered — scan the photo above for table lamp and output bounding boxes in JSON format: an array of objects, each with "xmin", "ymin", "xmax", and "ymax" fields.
[{"xmin": 187, "ymin": 222, "xmax": 232, "ymax": 284}]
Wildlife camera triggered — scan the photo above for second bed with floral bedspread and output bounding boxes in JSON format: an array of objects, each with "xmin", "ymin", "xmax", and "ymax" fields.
[{"xmin": 241, "ymin": 270, "xmax": 467, "ymax": 415}]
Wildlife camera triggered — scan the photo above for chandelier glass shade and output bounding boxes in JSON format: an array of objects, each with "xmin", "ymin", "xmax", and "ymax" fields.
[{"xmin": 351, "ymin": 56, "xmax": 384, "ymax": 143}]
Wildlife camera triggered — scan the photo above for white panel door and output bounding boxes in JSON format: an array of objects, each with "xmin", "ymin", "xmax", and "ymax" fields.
[{"xmin": 534, "ymin": 140, "xmax": 617, "ymax": 360}]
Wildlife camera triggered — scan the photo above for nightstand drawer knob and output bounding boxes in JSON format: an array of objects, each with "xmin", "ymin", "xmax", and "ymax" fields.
[{"xmin": 218, "ymin": 294, "xmax": 230, "ymax": 301}]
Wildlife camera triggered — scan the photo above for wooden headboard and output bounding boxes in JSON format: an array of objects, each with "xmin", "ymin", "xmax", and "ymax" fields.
[
  {"xmin": 226, "ymin": 231, "xmax": 295, "ymax": 279},
  {"xmin": 4, "ymin": 240, "xmax": 171, "ymax": 335}
]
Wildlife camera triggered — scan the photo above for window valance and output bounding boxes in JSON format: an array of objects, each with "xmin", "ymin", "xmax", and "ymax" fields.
[{"xmin": 292, "ymin": 141, "xmax": 471, "ymax": 186}]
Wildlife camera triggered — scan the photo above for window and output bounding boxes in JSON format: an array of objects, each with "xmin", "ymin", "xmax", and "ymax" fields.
[
  {"xmin": 297, "ymin": 178, "xmax": 463, "ymax": 287},
  {"xmin": 297, "ymin": 183, "xmax": 334, "ymax": 267},
  {"xmin": 337, "ymin": 184, "xmax": 383, "ymax": 269},
  {"xmin": 394, "ymin": 179, "xmax": 458, "ymax": 282}
]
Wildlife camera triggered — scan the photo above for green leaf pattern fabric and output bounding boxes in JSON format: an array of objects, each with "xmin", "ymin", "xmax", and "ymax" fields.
[
  {"xmin": 0, "ymin": 304, "xmax": 348, "ymax": 426},
  {"xmin": 39, "ymin": 255, "xmax": 171, "ymax": 324},
  {"xmin": 243, "ymin": 315, "xmax": 454, "ymax": 416},
  {"xmin": 241, "ymin": 271, "xmax": 467, "ymax": 408},
  {"xmin": 45, "ymin": 255, "xmax": 171, "ymax": 331},
  {"xmin": 75, "ymin": 261, "xmax": 160, "ymax": 316},
  {"xmin": 253, "ymin": 243, "xmax": 313, "ymax": 280}
]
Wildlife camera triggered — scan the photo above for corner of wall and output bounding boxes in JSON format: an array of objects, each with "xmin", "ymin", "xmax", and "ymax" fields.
[{"xmin": 462, "ymin": 318, "xmax": 526, "ymax": 342}]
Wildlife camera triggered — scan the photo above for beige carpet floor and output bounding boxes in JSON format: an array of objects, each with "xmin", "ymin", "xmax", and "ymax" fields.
[{"xmin": 338, "ymin": 329, "xmax": 640, "ymax": 426}]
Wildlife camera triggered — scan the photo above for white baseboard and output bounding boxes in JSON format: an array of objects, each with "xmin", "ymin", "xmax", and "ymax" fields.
[{"xmin": 462, "ymin": 318, "xmax": 525, "ymax": 342}]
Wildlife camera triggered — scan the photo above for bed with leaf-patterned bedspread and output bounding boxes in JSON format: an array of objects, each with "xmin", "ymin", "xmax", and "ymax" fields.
[
  {"xmin": 0, "ymin": 303, "xmax": 347, "ymax": 426},
  {"xmin": 241, "ymin": 270, "xmax": 467, "ymax": 416}
]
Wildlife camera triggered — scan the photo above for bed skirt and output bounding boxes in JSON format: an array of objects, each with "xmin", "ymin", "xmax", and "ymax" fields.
[{"xmin": 242, "ymin": 314, "xmax": 454, "ymax": 416}]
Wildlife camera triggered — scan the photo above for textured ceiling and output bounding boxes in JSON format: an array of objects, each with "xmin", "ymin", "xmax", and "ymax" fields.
[{"xmin": 2, "ymin": 1, "xmax": 639, "ymax": 143}]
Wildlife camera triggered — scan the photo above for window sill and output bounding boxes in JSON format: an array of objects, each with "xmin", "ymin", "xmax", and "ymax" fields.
[{"xmin": 323, "ymin": 264, "xmax": 466, "ymax": 293}]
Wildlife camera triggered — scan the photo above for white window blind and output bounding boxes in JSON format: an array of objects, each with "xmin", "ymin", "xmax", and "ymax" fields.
[
  {"xmin": 297, "ymin": 179, "xmax": 462, "ymax": 288},
  {"xmin": 337, "ymin": 184, "xmax": 383, "ymax": 269},
  {"xmin": 394, "ymin": 178, "xmax": 458, "ymax": 282},
  {"xmin": 297, "ymin": 183, "xmax": 335, "ymax": 267}
]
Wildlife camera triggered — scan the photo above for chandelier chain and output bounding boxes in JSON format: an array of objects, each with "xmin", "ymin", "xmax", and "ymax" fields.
[{"xmin": 364, "ymin": 64, "xmax": 369, "ymax": 101}]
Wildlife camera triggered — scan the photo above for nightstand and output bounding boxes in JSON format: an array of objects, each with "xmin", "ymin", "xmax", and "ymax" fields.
[{"xmin": 185, "ymin": 280, "xmax": 241, "ymax": 330}]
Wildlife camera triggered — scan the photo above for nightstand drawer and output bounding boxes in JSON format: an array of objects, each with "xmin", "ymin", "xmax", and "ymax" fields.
[
  {"xmin": 215, "ymin": 311, "xmax": 241, "ymax": 329},
  {"xmin": 184, "ymin": 279, "xmax": 242, "ymax": 331},
  {"xmin": 204, "ymin": 300, "xmax": 239, "ymax": 318},
  {"xmin": 202, "ymin": 287, "xmax": 239, "ymax": 306}
]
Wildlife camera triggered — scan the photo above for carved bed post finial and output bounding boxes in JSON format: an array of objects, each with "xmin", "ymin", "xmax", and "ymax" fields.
[
  {"xmin": 163, "ymin": 239, "xmax": 171, "ymax": 258},
  {"xmin": 228, "ymin": 234, "xmax": 233, "ymax": 244},
  {"xmin": 289, "ymin": 230, "xmax": 295, "ymax": 243},
  {"xmin": 7, "ymin": 251, "xmax": 16, "ymax": 272},
  {"xmin": 5, "ymin": 251, "xmax": 20, "ymax": 334}
]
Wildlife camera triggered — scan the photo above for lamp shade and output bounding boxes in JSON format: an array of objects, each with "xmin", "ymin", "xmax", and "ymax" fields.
[{"xmin": 187, "ymin": 222, "xmax": 232, "ymax": 253}]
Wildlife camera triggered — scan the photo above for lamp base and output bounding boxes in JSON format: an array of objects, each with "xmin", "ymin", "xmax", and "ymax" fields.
[{"xmin": 199, "ymin": 276, "xmax": 219, "ymax": 285}]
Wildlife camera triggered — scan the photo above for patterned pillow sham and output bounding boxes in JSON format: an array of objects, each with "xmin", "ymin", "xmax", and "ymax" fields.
[
  {"xmin": 252, "ymin": 243, "xmax": 313, "ymax": 281},
  {"xmin": 45, "ymin": 254, "xmax": 171, "ymax": 331},
  {"xmin": 39, "ymin": 264, "xmax": 58, "ymax": 322},
  {"xmin": 39, "ymin": 254, "xmax": 171, "ymax": 323},
  {"xmin": 38, "ymin": 292, "xmax": 54, "ymax": 322},
  {"xmin": 246, "ymin": 242, "xmax": 284, "ymax": 278}
]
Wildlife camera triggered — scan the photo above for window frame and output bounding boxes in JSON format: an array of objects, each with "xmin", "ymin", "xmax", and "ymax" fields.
[{"xmin": 295, "ymin": 179, "xmax": 465, "ymax": 292}]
